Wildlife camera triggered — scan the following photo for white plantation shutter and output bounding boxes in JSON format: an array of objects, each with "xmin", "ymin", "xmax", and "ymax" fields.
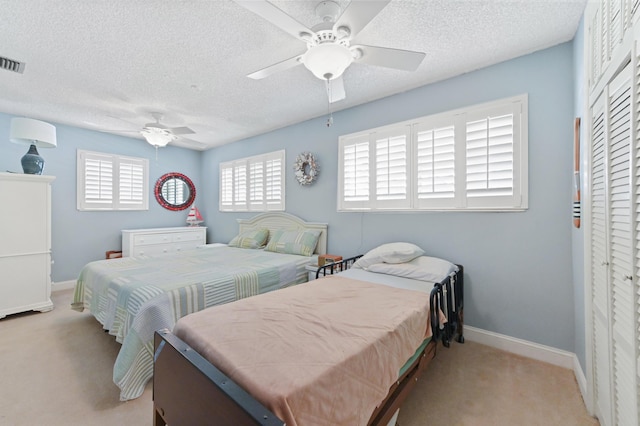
[
  {"xmin": 374, "ymin": 127, "xmax": 410, "ymax": 208},
  {"xmin": 234, "ymin": 163, "xmax": 247, "ymax": 208},
  {"xmin": 338, "ymin": 94, "xmax": 527, "ymax": 211},
  {"xmin": 119, "ymin": 160, "xmax": 145, "ymax": 206},
  {"xmin": 220, "ymin": 167, "xmax": 233, "ymax": 209},
  {"xmin": 219, "ymin": 150, "xmax": 284, "ymax": 212},
  {"xmin": 340, "ymin": 134, "xmax": 370, "ymax": 209},
  {"xmin": 265, "ymin": 157, "xmax": 282, "ymax": 209},
  {"xmin": 466, "ymin": 115, "xmax": 513, "ymax": 197},
  {"xmin": 84, "ymin": 155, "xmax": 113, "ymax": 206},
  {"xmin": 249, "ymin": 162, "xmax": 264, "ymax": 207},
  {"xmin": 465, "ymin": 103, "xmax": 522, "ymax": 209},
  {"xmin": 415, "ymin": 124, "xmax": 455, "ymax": 208},
  {"xmin": 77, "ymin": 150, "xmax": 148, "ymax": 211}
]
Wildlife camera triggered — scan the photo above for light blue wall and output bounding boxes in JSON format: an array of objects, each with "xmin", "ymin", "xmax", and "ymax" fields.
[
  {"xmin": 0, "ymin": 114, "xmax": 202, "ymax": 282},
  {"xmin": 202, "ymin": 42, "xmax": 576, "ymax": 351},
  {"xmin": 572, "ymin": 18, "xmax": 587, "ymax": 374}
]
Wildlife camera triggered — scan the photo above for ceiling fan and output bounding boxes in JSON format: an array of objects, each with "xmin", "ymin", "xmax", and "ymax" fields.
[
  {"xmin": 138, "ymin": 112, "xmax": 195, "ymax": 148},
  {"xmin": 236, "ymin": 0, "xmax": 426, "ymax": 103}
]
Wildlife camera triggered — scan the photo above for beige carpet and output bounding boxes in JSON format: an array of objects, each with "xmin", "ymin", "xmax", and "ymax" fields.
[{"xmin": 0, "ymin": 289, "xmax": 598, "ymax": 426}]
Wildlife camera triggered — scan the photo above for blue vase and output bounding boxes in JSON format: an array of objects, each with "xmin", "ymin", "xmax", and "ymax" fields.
[{"xmin": 21, "ymin": 144, "xmax": 45, "ymax": 175}]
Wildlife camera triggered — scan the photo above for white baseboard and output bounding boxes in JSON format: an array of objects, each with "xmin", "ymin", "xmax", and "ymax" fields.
[
  {"xmin": 464, "ymin": 325, "xmax": 575, "ymax": 369},
  {"xmin": 51, "ymin": 280, "xmax": 76, "ymax": 292},
  {"xmin": 573, "ymin": 353, "xmax": 588, "ymax": 406},
  {"xmin": 464, "ymin": 326, "xmax": 590, "ymax": 409}
]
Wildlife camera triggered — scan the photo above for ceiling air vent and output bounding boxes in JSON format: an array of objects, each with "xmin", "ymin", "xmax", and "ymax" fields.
[{"xmin": 0, "ymin": 56, "xmax": 25, "ymax": 73}]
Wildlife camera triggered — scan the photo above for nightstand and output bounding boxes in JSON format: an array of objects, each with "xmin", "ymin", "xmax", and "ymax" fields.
[{"xmin": 306, "ymin": 264, "xmax": 320, "ymax": 281}]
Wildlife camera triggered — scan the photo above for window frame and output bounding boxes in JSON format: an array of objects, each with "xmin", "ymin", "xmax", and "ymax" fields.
[
  {"xmin": 77, "ymin": 149, "xmax": 149, "ymax": 211},
  {"xmin": 337, "ymin": 94, "xmax": 528, "ymax": 212},
  {"xmin": 219, "ymin": 149, "xmax": 285, "ymax": 212}
]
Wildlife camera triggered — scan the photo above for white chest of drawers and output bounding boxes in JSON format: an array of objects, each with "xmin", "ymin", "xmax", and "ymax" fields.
[{"xmin": 122, "ymin": 227, "xmax": 207, "ymax": 257}]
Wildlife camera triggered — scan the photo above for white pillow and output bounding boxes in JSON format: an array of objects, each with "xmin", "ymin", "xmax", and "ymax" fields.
[
  {"xmin": 367, "ymin": 256, "xmax": 458, "ymax": 282},
  {"xmin": 353, "ymin": 242, "xmax": 425, "ymax": 270}
]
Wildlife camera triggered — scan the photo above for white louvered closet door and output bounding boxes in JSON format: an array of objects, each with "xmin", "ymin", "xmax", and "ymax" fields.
[
  {"xmin": 590, "ymin": 59, "xmax": 639, "ymax": 426},
  {"xmin": 591, "ymin": 90, "xmax": 611, "ymax": 426},
  {"xmin": 607, "ymin": 62, "xmax": 637, "ymax": 426}
]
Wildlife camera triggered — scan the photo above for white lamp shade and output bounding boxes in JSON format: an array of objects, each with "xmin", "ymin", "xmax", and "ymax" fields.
[
  {"xmin": 141, "ymin": 127, "xmax": 176, "ymax": 147},
  {"xmin": 10, "ymin": 117, "xmax": 57, "ymax": 148},
  {"xmin": 302, "ymin": 44, "xmax": 353, "ymax": 81}
]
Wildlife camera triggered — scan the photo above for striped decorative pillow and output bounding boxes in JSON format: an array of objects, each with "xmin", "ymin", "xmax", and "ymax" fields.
[
  {"xmin": 228, "ymin": 228, "xmax": 269, "ymax": 249},
  {"xmin": 264, "ymin": 229, "xmax": 321, "ymax": 257}
]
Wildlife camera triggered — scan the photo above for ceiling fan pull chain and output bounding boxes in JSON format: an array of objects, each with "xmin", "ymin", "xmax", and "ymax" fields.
[{"xmin": 326, "ymin": 78, "xmax": 334, "ymax": 127}]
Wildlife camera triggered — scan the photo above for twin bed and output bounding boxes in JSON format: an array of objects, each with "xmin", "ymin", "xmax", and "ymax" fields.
[
  {"xmin": 72, "ymin": 212, "xmax": 464, "ymax": 425},
  {"xmin": 153, "ymin": 245, "xmax": 464, "ymax": 426}
]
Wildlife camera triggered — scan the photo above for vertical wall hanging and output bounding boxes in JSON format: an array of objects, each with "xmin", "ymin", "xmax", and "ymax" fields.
[
  {"xmin": 294, "ymin": 152, "xmax": 319, "ymax": 186},
  {"xmin": 573, "ymin": 117, "xmax": 581, "ymax": 228}
]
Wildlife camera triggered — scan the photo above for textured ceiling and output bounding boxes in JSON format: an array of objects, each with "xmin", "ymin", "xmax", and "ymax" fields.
[{"xmin": 0, "ymin": 0, "xmax": 587, "ymax": 151}]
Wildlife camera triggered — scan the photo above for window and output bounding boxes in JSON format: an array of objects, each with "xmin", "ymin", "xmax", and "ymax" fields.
[
  {"xmin": 219, "ymin": 150, "xmax": 285, "ymax": 212},
  {"xmin": 338, "ymin": 94, "xmax": 527, "ymax": 211},
  {"xmin": 77, "ymin": 150, "xmax": 149, "ymax": 211}
]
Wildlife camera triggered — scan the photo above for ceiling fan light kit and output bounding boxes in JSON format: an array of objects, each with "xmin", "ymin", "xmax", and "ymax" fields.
[
  {"xmin": 140, "ymin": 126, "xmax": 176, "ymax": 147},
  {"xmin": 302, "ymin": 42, "xmax": 353, "ymax": 81},
  {"xmin": 133, "ymin": 111, "xmax": 194, "ymax": 149}
]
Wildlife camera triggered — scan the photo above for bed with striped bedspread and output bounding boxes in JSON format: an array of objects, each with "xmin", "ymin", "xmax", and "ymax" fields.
[{"xmin": 71, "ymin": 244, "xmax": 311, "ymax": 401}]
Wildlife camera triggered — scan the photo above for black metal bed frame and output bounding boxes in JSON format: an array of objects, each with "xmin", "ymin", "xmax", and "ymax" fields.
[{"xmin": 315, "ymin": 255, "xmax": 464, "ymax": 346}]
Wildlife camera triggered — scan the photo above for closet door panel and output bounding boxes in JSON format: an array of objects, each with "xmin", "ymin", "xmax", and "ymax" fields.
[
  {"xmin": 607, "ymin": 62, "xmax": 637, "ymax": 426},
  {"xmin": 591, "ymin": 91, "xmax": 613, "ymax": 426}
]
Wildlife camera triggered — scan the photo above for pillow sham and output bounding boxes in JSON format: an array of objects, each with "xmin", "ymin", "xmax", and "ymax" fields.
[
  {"xmin": 352, "ymin": 242, "xmax": 425, "ymax": 269},
  {"xmin": 264, "ymin": 229, "xmax": 321, "ymax": 257},
  {"xmin": 367, "ymin": 255, "xmax": 458, "ymax": 283},
  {"xmin": 228, "ymin": 228, "xmax": 269, "ymax": 249}
]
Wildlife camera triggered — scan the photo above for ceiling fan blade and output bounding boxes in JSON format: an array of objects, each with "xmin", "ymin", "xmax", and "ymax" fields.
[
  {"xmin": 169, "ymin": 126, "xmax": 195, "ymax": 135},
  {"xmin": 353, "ymin": 45, "xmax": 425, "ymax": 71},
  {"xmin": 144, "ymin": 122, "xmax": 168, "ymax": 129},
  {"xmin": 326, "ymin": 76, "xmax": 346, "ymax": 103},
  {"xmin": 333, "ymin": 0, "xmax": 391, "ymax": 39},
  {"xmin": 235, "ymin": 0, "xmax": 313, "ymax": 42},
  {"xmin": 98, "ymin": 129, "xmax": 140, "ymax": 133},
  {"xmin": 248, "ymin": 53, "xmax": 304, "ymax": 79},
  {"xmin": 177, "ymin": 137, "xmax": 209, "ymax": 150}
]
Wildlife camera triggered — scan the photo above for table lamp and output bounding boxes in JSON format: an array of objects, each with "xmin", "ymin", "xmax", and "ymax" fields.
[{"xmin": 10, "ymin": 117, "xmax": 57, "ymax": 175}]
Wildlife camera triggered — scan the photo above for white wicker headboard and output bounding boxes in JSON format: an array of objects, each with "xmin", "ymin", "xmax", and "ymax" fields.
[{"xmin": 237, "ymin": 212, "xmax": 328, "ymax": 255}]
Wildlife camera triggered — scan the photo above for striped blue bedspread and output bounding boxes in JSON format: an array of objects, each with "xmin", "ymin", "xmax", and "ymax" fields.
[{"xmin": 72, "ymin": 245, "xmax": 310, "ymax": 401}]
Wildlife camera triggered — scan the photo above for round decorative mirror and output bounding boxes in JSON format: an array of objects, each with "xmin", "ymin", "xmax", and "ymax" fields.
[{"xmin": 154, "ymin": 172, "xmax": 196, "ymax": 211}]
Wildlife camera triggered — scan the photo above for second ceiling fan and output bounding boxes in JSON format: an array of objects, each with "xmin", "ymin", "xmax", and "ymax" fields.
[{"xmin": 236, "ymin": 0, "xmax": 426, "ymax": 103}]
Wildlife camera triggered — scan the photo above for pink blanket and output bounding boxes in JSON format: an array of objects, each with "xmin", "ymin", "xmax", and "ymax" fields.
[{"xmin": 173, "ymin": 275, "xmax": 433, "ymax": 426}]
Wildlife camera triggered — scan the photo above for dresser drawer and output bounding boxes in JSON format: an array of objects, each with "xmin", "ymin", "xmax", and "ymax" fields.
[
  {"xmin": 172, "ymin": 232, "xmax": 204, "ymax": 243},
  {"xmin": 133, "ymin": 233, "xmax": 172, "ymax": 246},
  {"xmin": 132, "ymin": 244, "xmax": 173, "ymax": 257}
]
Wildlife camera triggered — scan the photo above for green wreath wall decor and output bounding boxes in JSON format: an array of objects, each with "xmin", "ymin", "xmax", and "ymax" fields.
[{"xmin": 294, "ymin": 152, "xmax": 319, "ymax": 186}]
